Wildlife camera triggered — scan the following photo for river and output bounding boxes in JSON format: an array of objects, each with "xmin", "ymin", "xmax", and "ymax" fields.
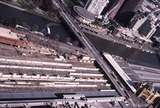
[
  {"xmin": 86, "ymin": 33, "xmax": 160, "ymax": 69},
  {"xmin": 0, "ymin": 3, "xmax": 160, "ymax": 69}
]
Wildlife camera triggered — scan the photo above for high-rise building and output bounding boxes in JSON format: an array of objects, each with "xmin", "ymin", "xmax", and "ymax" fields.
[
  {"xmin": 137, "ymin": 14, "xmax": 159, "ymax": 41},
  {"xmin": 131, "ymin": 15, "xmax": 148, "ymax": 31},
  {"xmin": 115, "ymin": 0, "xmax": 144, "ymax": 27},
  {"xmin": 85, "ymin": 0, "xmax": 109, "ymax": 16},
  {"xmin": 107, "ymin": 0, "xmax": 126, "ymax": 20}
]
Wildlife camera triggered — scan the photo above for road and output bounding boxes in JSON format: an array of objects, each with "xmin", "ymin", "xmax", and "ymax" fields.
[{"xmin": 51, "ymin": 0, "xmax": 131, "ymax": 107}]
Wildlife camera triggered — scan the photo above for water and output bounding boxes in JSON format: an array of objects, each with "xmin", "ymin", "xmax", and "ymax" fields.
[
  {"xmin": 0, "ymin": 3, "xmax": 84, "ymax": 46},
  {"xmin": 0, "ymin": 4, "xmax": 49, "ymax": 29},
  {"xmin": 86, "ymin": 33, "xmax": 160, "ymax": 69},
  {"xmin": 0, "ymin": 3, "xmax": 159, "ymax": 69}
]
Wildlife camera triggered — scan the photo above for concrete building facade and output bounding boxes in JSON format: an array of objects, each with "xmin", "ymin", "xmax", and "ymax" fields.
[{"xmin": 85, "ymin": 0, "xmax": 109, "ymax": 16}]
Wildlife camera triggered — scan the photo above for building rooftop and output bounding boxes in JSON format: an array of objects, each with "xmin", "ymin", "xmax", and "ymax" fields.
[{"xmin": 73, "ymin": 6, "xmax": 95, "ymax": 22}]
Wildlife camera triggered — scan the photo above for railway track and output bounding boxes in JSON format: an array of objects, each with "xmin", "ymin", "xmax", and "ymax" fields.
[
  {"xmin": 0, "ymin": 57, "xmax": 113, "ymax": 93},
  {"xmin": 0, "ymin": 57, "xmax": 125, "ymax": 108}
]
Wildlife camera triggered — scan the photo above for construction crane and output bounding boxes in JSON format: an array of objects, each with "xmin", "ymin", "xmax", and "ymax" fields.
[{"xmin": 136, "ymin": 83, "xmax": 160, "ymax": 108}]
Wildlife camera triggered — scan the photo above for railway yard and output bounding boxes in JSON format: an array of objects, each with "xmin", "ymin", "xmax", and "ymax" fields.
[
  {"xmin": 0, "ymin": 26, "xmax": 102, "ymax": 89},
  {"xmin": 0, "ymin": 25, "xmax": 125, "ymax": 108},
  {"xmin": 0, "ymin": 1, "xmax": 126, "ymax": 107},
  {"xmin": 0, "ymin": 0, "xmax": 160, "ymax": 108}
]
